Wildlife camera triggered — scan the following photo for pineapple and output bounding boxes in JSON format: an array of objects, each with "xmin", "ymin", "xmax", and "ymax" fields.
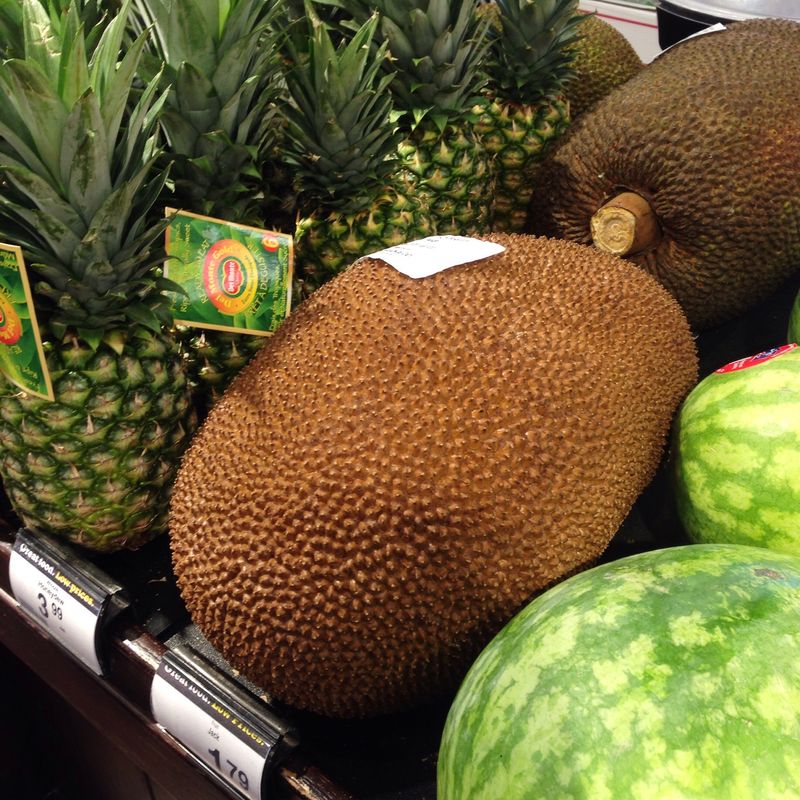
[
  {"xmin": 363, "ymin": 0, "xmax": 494, "ymax": 236},
  {"xmin": 131, "ymin": 0, "xmax": 286, "ymax": 408},
  {"xmin": 0, "ymin": 0, "xmax": 197, "ymax": 552},
  {"xmin": 476, "ymin": 0, "xmax": 584, "ymax": 232},
  {"xmin": 281, "ymin": 4, "xmax": 432, "ymax": 296}
]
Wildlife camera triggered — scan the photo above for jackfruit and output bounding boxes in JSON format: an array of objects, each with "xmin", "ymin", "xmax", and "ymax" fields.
[
  {"xmin": 567, "ymin": 13, "xmax": 643, "ymax": 119},
  {"xmin": 528, "ymin": 19, "xmax": 800, "ymax": 330},
  {"xmin": 169, "ymin": 233, "xmax": 698, "ymax": 718}
]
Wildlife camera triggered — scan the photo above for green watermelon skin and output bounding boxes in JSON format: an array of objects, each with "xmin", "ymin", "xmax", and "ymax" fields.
[
  {"xmin": 672, "ymin": 345, "xmax": 800, "ymax": 555},
  {"xmin": 438, "ymin": 544, "xmax": 800, "ymax": 800},
  {"xmin": 789, "ymin": 290, "xmax": 800, "ymax": 344}
]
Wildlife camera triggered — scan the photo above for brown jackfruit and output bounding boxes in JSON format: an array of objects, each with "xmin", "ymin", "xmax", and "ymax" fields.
[
  {"xmin": 529, "ymin": 19, "xmax": 800, "ymax": 330},
  {"xmin": 567, "ymin": 13, "xmax": 643, "ymax": 119},
  {"xmin": 169, "ymin": 233, "xmax": 698, "ymax": 718}
]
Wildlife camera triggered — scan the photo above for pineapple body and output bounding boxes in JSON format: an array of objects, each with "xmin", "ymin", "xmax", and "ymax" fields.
[
  {"xmin": 0, "ymin": 328, "xmax": 197, "ymax": 552},
  {"xmin": 178, "ymin": 326, "xmax": 267, "ymax": 410},
  {"xmin": 399, "ymin": 122, "xmax": 494, "ymax": 236},
  {"xmin": 475, "ymin": 96, "xmax": 570, "ymax": 231},
  {"xmin": 295, "ymin": 189, "xmax": 433, "ymax": 297}
]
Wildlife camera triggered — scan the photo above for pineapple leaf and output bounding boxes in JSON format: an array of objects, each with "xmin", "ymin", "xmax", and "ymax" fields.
[
  {"xmin": 173, "ymin": 62, "xmax": 221, "ymax": 136},
  {"xmin": 88, "ymin": 0, "xmax": 132, "ymax": 98},
  {"xmin": 0, "ymin": 109, "xmax": 50, "ymax": 181},
  {"xmin": 154, "ymin": 276, "xmax": 188, "ymax": 297},
  {"xmin": 64, "ymin": 91, "xmax": 113, "ymax": 224},
  {"xmin": 96, "ymin": 26, "xmax": 149, "ymax": 157},
  {"xmin": 0, "ymin": 58, "xmax": 67, "ymax": 182},
  {"xmin": 0, "ymin": 194, "xmax": 80, "ymax": 264},
  {"xmin": 125, "ymin": 302, "xmax": 163, "ymax": 333},
  {"xmin": 57, "ymin": 9, "xmax": 89, "ymax": 109},
  {"xmin": 0, "ymin": 3, "xmax": 24, "ymax": 59},
  {"xmin": 0, "ymin": 162, "xmax": 84, "ymax": 235},
  {"xmin": 85, "ymin": 155, "xmax": 162, "ymax": 260},
  {"xmin": 166, "ymin": 0, "xmax": 218, "ymax": 76},
  {"xmin": 212, "ymin": 27, "xmax": 264, "ymax": 105},
  {"xmin": 21, "ymin": 0, "xmax": 61, "ymax": 85}
]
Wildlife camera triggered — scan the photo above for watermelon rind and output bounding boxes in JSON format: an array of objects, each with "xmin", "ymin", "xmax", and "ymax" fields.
[
  {"xmin": 438, "ymin": 544, "xmax": 800, "ymax": 800},
  {"xmin": 789, "ymin": 289, "xmax": 800, "ymax": 345},
  {"xmin": 672, "ymin": 345, "xmax": 800, "ymax": 556}
]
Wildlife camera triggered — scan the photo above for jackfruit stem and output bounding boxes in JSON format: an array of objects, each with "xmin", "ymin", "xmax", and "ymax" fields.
[{"xmin": 590, "ymin": 192, "xmax": 661, "ymax": 256}]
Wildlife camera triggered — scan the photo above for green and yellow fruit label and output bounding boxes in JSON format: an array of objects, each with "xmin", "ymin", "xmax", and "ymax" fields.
[
  {"xmin": 0, "ymin": 245, "xmax": 53, "ymax": 400},
  {"xmin": 165, "ymin": 209, "xmax": 293, "ymax": 335}
]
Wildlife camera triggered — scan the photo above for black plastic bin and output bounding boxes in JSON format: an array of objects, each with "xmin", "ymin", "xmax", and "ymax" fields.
[{"xmin": 656, "ymin": 0, "xmax": 800, "ymax": 49}]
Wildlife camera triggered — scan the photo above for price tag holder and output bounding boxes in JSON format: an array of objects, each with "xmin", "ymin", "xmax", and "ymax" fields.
[
  {"xmin": 151, "ymin": 647, "xmax": 297, "ymax": 800},
  {"xmin": 8, "ymin": 528, "xmax": 130, "ymax": 675}
]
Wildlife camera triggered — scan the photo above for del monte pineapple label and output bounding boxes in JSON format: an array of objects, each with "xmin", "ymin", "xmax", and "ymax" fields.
[
  {"xmin": 165, "ymin": 210, "xmax": 293, "ymax": 337},
  {"xmin": 0, "ymin": 244, "xmax": 53, "ymax": 400}
]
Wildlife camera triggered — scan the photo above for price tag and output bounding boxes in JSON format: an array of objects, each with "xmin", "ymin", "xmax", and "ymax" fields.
[
  {"xmin": 151, "ymin": 648, "xmax": 296, "ymax": 800},
  {"xmin": 365, "ymin": 235, "xmax": 505, "ymax": 279},
  {"xmin": 8, "ymin": 528, "xmax": 128, "ymax": 675}
]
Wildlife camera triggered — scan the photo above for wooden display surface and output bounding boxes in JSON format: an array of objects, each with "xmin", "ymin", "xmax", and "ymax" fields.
[{"xmin": 0, "ymin": 272, "xmax": 797, "ymax": 800}]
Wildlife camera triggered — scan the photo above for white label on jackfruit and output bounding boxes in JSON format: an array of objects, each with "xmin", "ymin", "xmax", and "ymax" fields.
[
  {"xmin": 9, "ymin": 534, "xmax": 105, "ymax": 675},
  {"xmin": 366, "ymin": 235, "xmax": 505, "ymax": 279},
  {"xmin": 660, "ymin": 23, "xmax": 726, "ymax": 55}
]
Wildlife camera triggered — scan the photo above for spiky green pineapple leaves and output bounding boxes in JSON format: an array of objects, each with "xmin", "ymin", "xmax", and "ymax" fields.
[
  {"xmin": 0, "ymin": 0, "xmax": 172, "ymax": 342},
  {"xmin": 487, "ymin": 0, "xmax": 584, "ymax": 103},
  {"xmin": 281, "ymin": 5, "xmax": 404, "ymax": 214},
  {"xmin": 360, "ymin": 0, "xmax": 491, "ymax": 131},
  {"xmin": 132, "ymin": 0, "xmax": 283, "ymax": 224}
]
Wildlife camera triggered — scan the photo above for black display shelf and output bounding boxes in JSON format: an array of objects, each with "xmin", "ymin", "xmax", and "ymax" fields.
[{"xmin": 0, "ymin": 270, "xmax": 797, "ymax": 800}]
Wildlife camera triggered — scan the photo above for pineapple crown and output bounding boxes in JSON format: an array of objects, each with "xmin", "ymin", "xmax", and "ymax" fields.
[
  {"xmin": 485, "ymin": 0, "xmax": 585, "ymax": 103},
  {"xmin": 132, "ymin": 0, "xmax": 284, "ymax": 225},
  {"xmin": 319, "ymin": 0, "xmax": 491, "ymax": 132},
  {"xmin": 0, "ymin": 0, "xmax": 118, "ymax": 59},
  {"xmin": 280, "ymin": 4, "xmax": 403, "ymax": 214},
  {"xmin": 0, "ymin": 0, "xmax": 176, "ymax": 347},
  {"xmin": 374, "ymin": 0, "xmax": 491, "ymax": 131}
]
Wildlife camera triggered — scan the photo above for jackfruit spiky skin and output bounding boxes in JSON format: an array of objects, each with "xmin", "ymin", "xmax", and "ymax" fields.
[
  {"xmin": 169, "ymin": 233, "xmax": 698, "ymax": 718},
  {"xmin": 528, "ymin": 19, "xmax": 800, "ymax": 330},
  {"xmin": 567, "ymin": 13, "xmax": 642, "ymax": 119}
]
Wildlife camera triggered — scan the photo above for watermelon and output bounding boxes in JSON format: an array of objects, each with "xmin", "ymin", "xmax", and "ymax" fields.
[
  {"xmin": 438, "ymin": 544, "xmax": 800, "ymax": 800},
  {"xmin": 672, "ymin": 343, "xmax": 800, "ymax": 555},
  {"xmin": 790, "ymin": 289, "xmax": 800, "ymax": 344}
]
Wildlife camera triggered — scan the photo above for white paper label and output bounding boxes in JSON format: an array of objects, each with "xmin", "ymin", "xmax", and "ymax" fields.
[
  {"xmin": 366, "ymin": 235, "xmax": 505, "ymax": 279},
  {"xmin": 9, "ymin": 537, "xmax": 104, "ymax": 675},
  {"xmin": 151, "ymin": 657, "xmax": 271, "ymax": 800},
  {"xmin": 661, "ymin": 22, "xmax": 726, "ymax": 54}
]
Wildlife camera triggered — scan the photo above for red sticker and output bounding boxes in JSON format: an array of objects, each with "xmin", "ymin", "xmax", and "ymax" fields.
[{"xmin": 715, "ymin": 343, "xmax": 797, "ymax": 374}]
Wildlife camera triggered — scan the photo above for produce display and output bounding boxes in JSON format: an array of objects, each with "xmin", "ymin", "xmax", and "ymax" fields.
[
  {"xmin": 673, "ymin": 344, "xmax": 800, "ymax": 556},
  {"xmin": 438, "ymin": 544, "xmax": 800, "ymax": 799},
  {"xmin": 0, "ymin": 1, "xmax": 799, "ymax": 797},
  {"xmin": 566, "ymin": 11, "xmax": 643, "ymax": 119},
  {"xmin": 474, "ymin": 0, "xmax": 583, "ymax": 231},
  {"xmin": 169, "ymin": 233, "xmax": 697, "ymax": 717},
  {"xmin": 528, "ymin": 19, "xmax": 800, "ymax": 329},
  {"xmin": 0, "ymin": 3, "xmax": 197, "ymax": 552}
]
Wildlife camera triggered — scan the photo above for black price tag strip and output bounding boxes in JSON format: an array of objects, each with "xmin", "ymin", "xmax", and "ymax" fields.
[
  {"xmin": 151, "ymin": 647, "xmax": 297, "ymax": 800},
  {"xmin": 8, "ymin": 528, "xmax": 129, "ymax": 675}
]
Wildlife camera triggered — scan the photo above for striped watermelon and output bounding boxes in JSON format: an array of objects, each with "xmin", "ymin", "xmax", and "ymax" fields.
[
  {"xmin": 790, "ymin": 289, "xmax": 800, "ymax": 344},
  {"xmin": 672, "ymin": 343, "xmax": 800, "ymax": 555},
  {"xmin": 438, "ymin": 544, "xmax": 800, "ymax": 800}
]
